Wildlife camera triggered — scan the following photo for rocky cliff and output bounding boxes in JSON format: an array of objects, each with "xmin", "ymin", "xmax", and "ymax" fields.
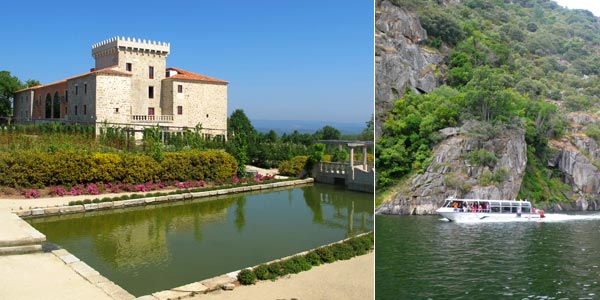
[
  {"xmin": 375, "ymin": 1, "xmax": 444, "ymax": 134},
  {"xmin": 545, "ymin": 113, "xmax": 600, "ymax": 211},
  {"xmin": 376, "ymin": 122, "xmax": 527, "ymax": 215}
]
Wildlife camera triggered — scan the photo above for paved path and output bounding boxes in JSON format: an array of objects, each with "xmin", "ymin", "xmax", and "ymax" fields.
[
  {"xmin": 191, "ymin": 252, "xmax": 374, "ymax": 300},
  {"xmin": 0, "ymin": 253, "xmax": 113, "ymax": 300}
]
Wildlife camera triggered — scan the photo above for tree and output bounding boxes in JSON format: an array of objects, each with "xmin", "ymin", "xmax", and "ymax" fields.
[
  {"xmin": 357, "ymin": 116, "xmax": 374, "ymax": 141},
  {"xmin": 25, "ymin": 79, "xmax": 40, "ymax": 88},
  {"xmin": 314, "ymin": 125, "xmax": 341, "ymax": 140},
  {"xmin": 463, "ymin": 67, "xmax": 515, "ymax": 122},
  {"xmin": 227, "ymin": 109, "xmax": 256, "ymax": 141},
  {"xmin": 0, "ymin": 71, "xmax": 23, "ymax": 117},
  {"xmin": 227, "ymin": 109, "xmax": 256, "ymax": 175}
]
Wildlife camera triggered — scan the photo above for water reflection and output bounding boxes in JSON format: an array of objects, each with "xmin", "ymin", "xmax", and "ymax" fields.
[{"xmin": 30, "ymin": 184, "xmax": 373, "ymax": 296}]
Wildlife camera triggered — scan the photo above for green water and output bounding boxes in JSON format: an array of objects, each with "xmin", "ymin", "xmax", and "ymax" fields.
[
  {"xmin": 29, "ymin": 184, "xmax": 373, "ymax": 296},
  {"xmin": 376, "ymin": 215, "xmax": 600, "ymax": 299}
]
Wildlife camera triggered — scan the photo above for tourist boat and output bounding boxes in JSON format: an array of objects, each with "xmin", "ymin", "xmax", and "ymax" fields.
[{"xmin": 436, "ymin": 197, "xmax": 545, "ymax": 222}]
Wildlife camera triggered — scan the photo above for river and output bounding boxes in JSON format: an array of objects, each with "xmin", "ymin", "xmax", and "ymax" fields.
[
  {"xmin": 29, "ymin": 183, "xmax": 373, "ymax": 296},
  {"xmin": 376, "ymin": 214, "xmax": 600, "ymax": 299}
]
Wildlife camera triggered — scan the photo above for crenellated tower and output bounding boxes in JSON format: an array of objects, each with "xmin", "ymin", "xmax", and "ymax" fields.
[
  {"xmin": 91, "ymin": 36, "xmax": 170, "ymax": 70},
  {"xmin": 92, "ymin": 36, "xmax": 171, "ymax": 116}
]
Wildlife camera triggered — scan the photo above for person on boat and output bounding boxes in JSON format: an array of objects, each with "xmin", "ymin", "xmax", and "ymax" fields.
[
  {"xmin": 453, "ymin": 202, "xmax": 459, "ymax": 209},
  {"xmin": 463, "ymin": 203, "xmax": 470, "ymax": 212}
]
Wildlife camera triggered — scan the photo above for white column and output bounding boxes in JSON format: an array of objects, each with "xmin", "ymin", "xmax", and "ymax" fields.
[{"xmin": 363, "ymin": 146, "xmax": 368, "ymax": 171}]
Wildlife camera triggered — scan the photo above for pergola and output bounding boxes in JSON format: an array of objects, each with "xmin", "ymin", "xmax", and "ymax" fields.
[{"xmin": 317, "ymin": 140, "xmax": 374, "ymax": 171}]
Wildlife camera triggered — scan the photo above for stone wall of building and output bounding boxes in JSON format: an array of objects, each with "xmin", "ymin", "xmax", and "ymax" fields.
[
  {"xmin": 13, "ymin": 89, "xmax": 34, "ymax": 123},
  {"xmin": 66, "ymin": 74, "xmax": 96, "ymax": 123},
  {"xmin": 95, "ymin": 74, "xmax": 132, "ymax": 124},
  {"xmin": 161, "ymin": 80, "xmax": 174, "ymax": 116},
  {"xmin": 28, "ymin": 81, "xmax": 68, "ymax": 121},
  {"xmin": 170, "ymin": 80, "xmax": 227, "ymax": 135},
  {"xmin": 117, "ymin": 50, "xmax": 168, "ymax": 116}
]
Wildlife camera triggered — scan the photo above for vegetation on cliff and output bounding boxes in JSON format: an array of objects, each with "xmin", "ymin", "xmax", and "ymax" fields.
[{"xmin": 376, "ymin": 0, "xmax": 600, "ymax": 205}]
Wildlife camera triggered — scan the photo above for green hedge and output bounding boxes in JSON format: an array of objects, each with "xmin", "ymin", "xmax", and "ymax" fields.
[
  {"xmin": 0, "ymin": 149, "xmax": 237, "ymax": 188},
  {"xmin": 237, "ymin": 232, "xmax": 373, "ymax": 285},
  {"xmin": 278, "ymin": 156, "xmax": 308, "ymax": 177}
]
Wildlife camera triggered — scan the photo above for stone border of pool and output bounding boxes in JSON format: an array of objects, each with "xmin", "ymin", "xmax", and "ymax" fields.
[
  {"xmin": 134, "ymin": 232, "xmax": 374, "ymax": 300},
  {"xmin": 51, "ymin": 248, "xmax": 135, "ymax": 300},
  {"xmin": 16, "ymin": 178, "xmax": 314, "ymax": 219}
]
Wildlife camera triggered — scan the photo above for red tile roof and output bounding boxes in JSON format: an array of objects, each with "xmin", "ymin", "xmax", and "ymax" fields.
[
  {"xmin": 165, "ymin": 67, "xmax": 228, "ymax": 84},
  {"xmin": 68, "ymin": 66, "xmax": 132, "ymax": 80},
  {"xmin": 14, "ymin": 66, "xmax": 131, "ymax": 93}
]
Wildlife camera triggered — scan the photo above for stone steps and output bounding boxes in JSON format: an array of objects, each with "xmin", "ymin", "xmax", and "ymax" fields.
[
  {"xmin": 0, "ymin": 244, "xmax": 43, "ymax": 255},
  {"xmin": 0, "ymin": 212, "xmax": 45, "ymax": 255}
]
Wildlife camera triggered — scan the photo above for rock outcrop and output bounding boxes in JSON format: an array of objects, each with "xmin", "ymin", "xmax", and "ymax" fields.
[
  {"xmin": 545, "ymin": 114, "xmax": 600, "ymax": 211},
  {"xmin": 376, "ymin": 122, "xmax": 527, "ymax": 215},
  {"xmin": 375, "ymin": 0, "xmax": 445, "ymax": 135}
]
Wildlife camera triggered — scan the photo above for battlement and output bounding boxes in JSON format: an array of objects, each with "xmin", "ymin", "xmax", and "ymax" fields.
[{"xmin": 91, "ymin": 36, "xmax": 170, "ymax": 57}]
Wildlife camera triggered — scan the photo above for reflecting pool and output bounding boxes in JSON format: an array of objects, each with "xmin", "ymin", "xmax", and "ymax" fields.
[{"xmin": 30, "ymin": 183, "xmax": 373, "ymax": 296}]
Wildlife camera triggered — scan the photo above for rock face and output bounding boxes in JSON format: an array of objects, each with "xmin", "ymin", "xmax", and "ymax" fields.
[
  {"xmin": 376, "ymin": 122, "xmax": 527, "ymax": 215},
  {"xmin": 375, "ymin": 1, "xmax": 444, "ymax": 109},
  {"xmin": 546, "ymin": 114, "xmax": 600, "ymax": 211}
]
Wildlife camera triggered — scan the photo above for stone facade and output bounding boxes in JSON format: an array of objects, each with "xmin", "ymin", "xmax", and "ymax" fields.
[{"xmin": 13, "ymin": 36, "xmax": 228, "ymax": 139}]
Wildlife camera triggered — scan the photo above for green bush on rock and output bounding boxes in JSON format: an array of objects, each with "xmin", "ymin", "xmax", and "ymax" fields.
[
  {"xmin": 238, "ymin": 233, "xmax": 373, "ymax": 285},
  {"xmin": 237, "ymin": 269, "xmax": 256, "ymax": 285}
]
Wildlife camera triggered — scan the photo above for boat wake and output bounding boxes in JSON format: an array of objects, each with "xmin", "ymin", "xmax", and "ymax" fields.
[
  {"xmin": 440, "ymin": 213, "xmax": 600, "ymax": 223},
  {"xmin": 542, "ymin": 213, "xmax": 600, "ymax": 222}
]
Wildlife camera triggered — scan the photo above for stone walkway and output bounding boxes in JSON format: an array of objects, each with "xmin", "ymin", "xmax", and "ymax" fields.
[
  {"xmin": 0, "ymin": 253, "xmax": 115, "ymax": 300},
  {"xmin": 189, "ymin": 252, "xmax": 374, "ymax": 300}
]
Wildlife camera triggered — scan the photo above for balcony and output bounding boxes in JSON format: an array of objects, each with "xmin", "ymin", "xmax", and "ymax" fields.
[{"xmin": 129, "ymin": 115, "xmax": 174, "ymax": 123}]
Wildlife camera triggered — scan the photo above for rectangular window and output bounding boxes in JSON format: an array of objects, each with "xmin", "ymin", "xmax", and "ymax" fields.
[
  {"xmin": 83, "ymin": 105, "xmax": 87, "ymax": 115},
  {"xmin": 75, "ymin": 105, "xmax": 78, "ymax": 116},
  {"xmin": 65, "ymin": 106, "xmax": 68, "ymax": 115},
  {"xmin": 65, "ymin": 90, "xmax": 68, "ymax": 102},
  {"xmin": 148, "ymin": 86, "xmax": 154, "ymax": 99},
  {"xmin": 84, "ymin": 83, "xmax": 87, "ymax": 95},
  {"xmin": 126, "ymin": 63, "xmax": 132, "ymax": 72},
  {"xmin": 149, "ymin": 66, "xmax": 154, "ymax": 79},
  {"xmin": 177, "ymin": 106, "xmax": 183, "ymax": 115},
  {"xmin": 114, "ymin": 108, "xmax": 119, "ymax": 114},
  {"xmin": 165, "ymin": 71, "xmax": 170, "ymax": 78},
  {"xmin": 75, "ymin": 86, "xmax": 78, "ymax": 95},
  {"xmin": 177, "ymin": 84, "xmax": 183, "ymax": 93},
  {"xmin": 148, "ymin": 107, "xmax": 155, "ymax": 120}
]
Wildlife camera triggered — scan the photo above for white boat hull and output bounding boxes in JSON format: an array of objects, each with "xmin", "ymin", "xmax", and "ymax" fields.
[{"xmin": 437, "ymin": 207, "xmax": 543, "ymax": 222}]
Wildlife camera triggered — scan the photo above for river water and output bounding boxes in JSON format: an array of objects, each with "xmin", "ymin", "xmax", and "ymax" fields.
[
  {"xmin": 376, "ymin": 214, "xmax": 600, "ymax": 299},
  {"xmin": 29, "ymin": 183, "xmax": 373, "ymax": 296}
]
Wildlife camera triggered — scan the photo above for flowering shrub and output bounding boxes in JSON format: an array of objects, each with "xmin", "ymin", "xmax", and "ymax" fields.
[
  {"xmin": 32, "ymin": 174, "xmax": 287, "ymax": 199},
  {"xmin": 48, "ymin": 186, "xmax": 67, "ymax": 197},
  {"xmin": 254, "ymin": 174, "xmax": 274, "ymax": 182},
  {"xmin": 86, "ymin": 183, "xmax": 100, "ymax": 195},
  {"xmin": 135, "ymin": 184, "xmax": 147, "ymax": 192},
  {"xmin": 24, "ymin": 189, "xmax": 41, "ymax": 199}
]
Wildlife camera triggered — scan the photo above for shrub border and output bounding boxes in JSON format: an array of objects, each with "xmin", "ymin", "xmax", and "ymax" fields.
[
  {"xmin": 15, "ymin": 178, "xmax": 313, "ymax": 219},
  {"xmin": 236, "ymin": 232, "xmax": 374, "ymax": 285}
]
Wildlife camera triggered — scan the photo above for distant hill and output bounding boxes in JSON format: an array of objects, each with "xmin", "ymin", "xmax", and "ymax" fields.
[{"xmin": 251, "ymin": 119, "xmax": 366, "ymax": 135}]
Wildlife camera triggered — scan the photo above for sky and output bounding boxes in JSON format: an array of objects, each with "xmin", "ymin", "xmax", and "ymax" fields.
[
  {"xmin": 0, "ymin": 1, "xmax": 373, "ymax": 125},
  {"xmin": 554, "ymin": 0, "xmax": 600, "ymax": 16}
]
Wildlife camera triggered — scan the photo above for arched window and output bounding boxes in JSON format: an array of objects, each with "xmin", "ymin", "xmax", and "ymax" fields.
[
  {"xmin": 53, "ymin": 92, "xmax": 60, "ymax": 119},
  {"xmin": 45, "ymin": 93, "xmax": 52, "ymax": 119}
]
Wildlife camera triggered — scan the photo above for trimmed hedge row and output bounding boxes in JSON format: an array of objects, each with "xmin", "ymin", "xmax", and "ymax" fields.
[
  {"xmin": 0, "ymin": 150, "xmax": 238, "ymax": 188},
  {"xmin": 237, "ymin": 232, "xmax": 374, "ymax": 285},
  {"xmin": 278, "ymin": 156, "xmax": 308, "ymax": 177}
]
